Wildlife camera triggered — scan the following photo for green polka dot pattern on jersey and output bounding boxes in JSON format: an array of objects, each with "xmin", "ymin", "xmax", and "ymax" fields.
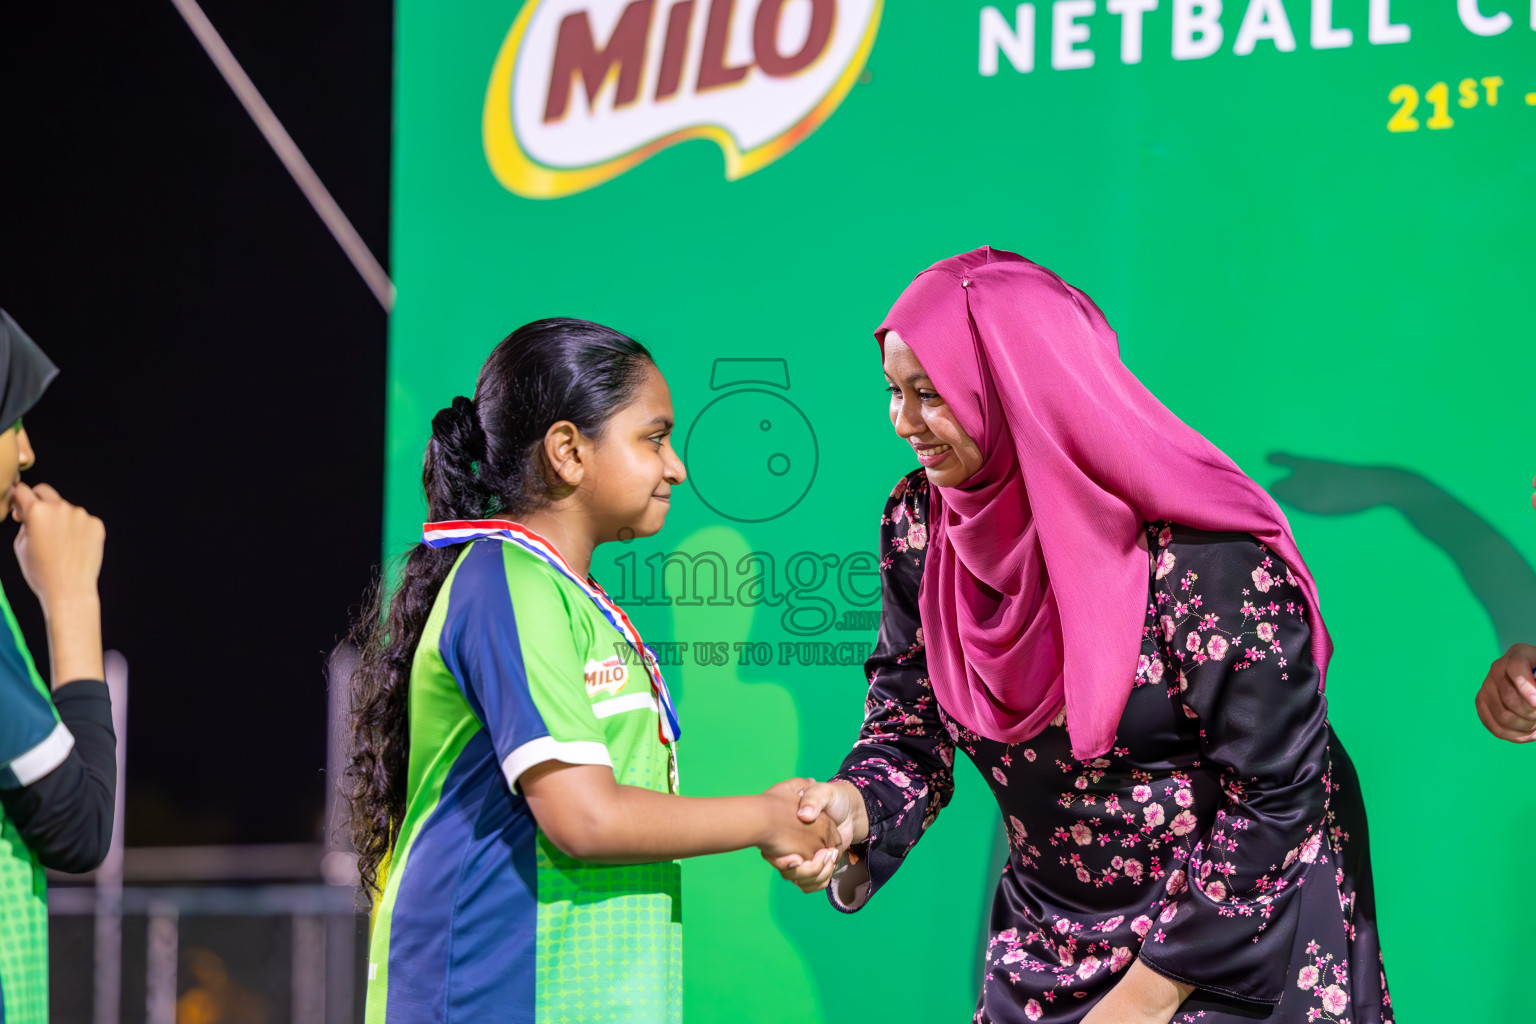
[
  {"xmin": 615, "ymin": 728, "xmax": 676, "ymax": 793},
  {"xmin": 0, "ymin": 820, "xmax": 48, "ymax": 1024},
  {"xmin": 535, "ymin": 839, "xmax": 682, "ymax": 1024}
]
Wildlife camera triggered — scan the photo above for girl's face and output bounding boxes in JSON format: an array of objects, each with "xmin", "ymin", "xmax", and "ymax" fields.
[
  {"xmin": 583, "ymin": 362, "xmax": 687, "ymax": 542},
  {"xmin": 0, "ymin": 424, "xmax": 35, "ymax": 519},
  {"xmin": 883, "ymin": 332, "xmax": 984, "ymax": 488}
]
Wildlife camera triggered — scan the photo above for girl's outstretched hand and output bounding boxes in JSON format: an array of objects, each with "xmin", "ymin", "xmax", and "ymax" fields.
[
  {"xmin": 755, "ymin": 778, "xmax": 843, "ymax": 871},
  {"xmin": 767, "ymin": 779, "xmax": 868, "ymax": 893}
]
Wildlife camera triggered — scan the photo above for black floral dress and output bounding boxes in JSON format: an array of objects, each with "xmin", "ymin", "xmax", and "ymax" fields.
[{"xmin": 830, "ymin": 470, "xmax": 1392, "ymax": 1024}]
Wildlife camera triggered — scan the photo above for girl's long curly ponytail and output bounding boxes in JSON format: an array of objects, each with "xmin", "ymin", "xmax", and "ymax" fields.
[{"xmin": 345, "ymin": 318, "xmax": 652, "ymax": 900}]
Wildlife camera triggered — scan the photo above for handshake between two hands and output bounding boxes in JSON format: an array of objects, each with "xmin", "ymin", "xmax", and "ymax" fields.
[
  {"xmin": 755, "ymin": 778, "xmax": 868, "ymax": 895},
  {"xmin": 750, "ymin": 777, "xmax": 1195, "ymax": 1024}
]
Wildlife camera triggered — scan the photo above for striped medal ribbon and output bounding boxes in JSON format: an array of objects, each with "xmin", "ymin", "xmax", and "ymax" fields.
[{"xmin": 422, "ymin": 519, "xmax": 682, "ymax": 747}]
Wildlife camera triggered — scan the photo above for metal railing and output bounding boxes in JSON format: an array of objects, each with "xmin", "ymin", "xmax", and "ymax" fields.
[
  {"xmin": 45, "ymin": 650, "xmax": 369, "ymax": 1023},
  {"xmin": 49, "ymin": 880, "xmax": 365, "ymax": 1024}
]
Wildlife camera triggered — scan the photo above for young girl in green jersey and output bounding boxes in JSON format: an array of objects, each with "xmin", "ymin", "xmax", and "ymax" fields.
[
  {"xmin": 347, "ymin": 318, "xmax": 838, "ymax": 1024},
  {"xmin": 0, "ymin": 309, "xmax": 116, "ymax": 1024}
]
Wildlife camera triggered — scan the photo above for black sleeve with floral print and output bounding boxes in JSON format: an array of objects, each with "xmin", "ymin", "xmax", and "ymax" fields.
[
  {"xmin": 829, "ymin": 470, "xmax": 955, "ymax": 911},
  {"xmin": 1134, "ymin": 525, "xmax": 1332, "ymax": 1005}
]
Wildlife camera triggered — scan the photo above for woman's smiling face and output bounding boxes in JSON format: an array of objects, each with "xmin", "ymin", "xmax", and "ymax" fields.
[{"xmin": 883, "ymin": 331, "xmax": 984, "ymax": 488}]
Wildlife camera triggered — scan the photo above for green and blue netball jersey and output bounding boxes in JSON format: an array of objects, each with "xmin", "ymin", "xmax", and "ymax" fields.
[
  {"xmin": 366, "ymin": 536, "xmax": 682, "ymax": 1024},
  {"xmin": 0, "ymin": 581, "xmax": 70, "ymax": 1024}
]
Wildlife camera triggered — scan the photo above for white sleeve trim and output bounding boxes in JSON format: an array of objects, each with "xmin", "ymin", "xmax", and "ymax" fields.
[
  {"xmin": 591, "ymin": 692, "xmax": 658, "ymax": 719},
  {"xmin": 501, "ymin": 736, "xmax": 612, "ymax": 791},
  {"xmin": 9, "ymin": 721, "xmax": 75, "ymax": 787}
]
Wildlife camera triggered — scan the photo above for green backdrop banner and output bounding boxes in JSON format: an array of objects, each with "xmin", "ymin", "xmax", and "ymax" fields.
[{"xmin": 389, "ymin": 2, "xmax": 1535, "ymax": 1020}]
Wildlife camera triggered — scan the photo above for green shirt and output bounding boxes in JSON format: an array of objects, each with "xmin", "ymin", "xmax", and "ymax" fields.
[
  {"xmin": 0, "ymin": 582, "xmax": 66, "ymax": 1024},
  {"xmin": 366, "ymin": 535, "xmax": 681, "ymax": 1023}
]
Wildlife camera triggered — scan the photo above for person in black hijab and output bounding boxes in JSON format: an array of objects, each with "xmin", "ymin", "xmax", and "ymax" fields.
[{"xmin": 0, "ymin": 308, "xmax": 114, "ymax": 1024}]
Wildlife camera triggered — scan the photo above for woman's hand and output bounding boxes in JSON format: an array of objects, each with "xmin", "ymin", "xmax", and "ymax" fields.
[
  {"xmin": 795, "ymin": 780, "xmax": 866, "ymax": 849},
  {"xmin": 764, "ymin": 779, "xmax": 867, "ymax": 893},
  {"xmin": 755, "ymin": 779, "xmax": 842, "ymax": 869},
  {"xmin": 1475, "ymin": 642, "xmax": 1536, "ymax": 742},
  {"xmin": 1080, "ymin": 959, "xmax": 1194, "ymax": 1024}
]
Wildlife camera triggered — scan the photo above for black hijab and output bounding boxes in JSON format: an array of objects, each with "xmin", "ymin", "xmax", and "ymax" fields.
[{"xmin": 0, "ymin": 310, "xmax": 58, "ymax": 428}]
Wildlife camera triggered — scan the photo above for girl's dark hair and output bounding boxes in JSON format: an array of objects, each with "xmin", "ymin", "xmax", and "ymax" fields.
[{"xmin": 346, "ymin": 318, "xmax": 653, "ymax": 898}]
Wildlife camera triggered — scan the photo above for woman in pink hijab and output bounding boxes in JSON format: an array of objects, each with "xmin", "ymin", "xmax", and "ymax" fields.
[{"xmin": 778, "ymin": 249, "xmax": 1391, "ymax": 1024}]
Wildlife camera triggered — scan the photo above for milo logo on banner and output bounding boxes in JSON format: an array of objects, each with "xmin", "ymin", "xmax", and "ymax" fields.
[{"xmin": 483, "ymin": 0, "xmax": 883, "ymax": 198}]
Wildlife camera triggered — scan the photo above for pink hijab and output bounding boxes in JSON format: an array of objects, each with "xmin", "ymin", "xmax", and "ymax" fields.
[{"xmin": 879, "ymin": 247, "xmax": 1331, "ymax": 760}]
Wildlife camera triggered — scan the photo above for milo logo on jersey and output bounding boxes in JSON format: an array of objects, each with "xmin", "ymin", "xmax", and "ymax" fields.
[
  {"xmin": 483, "ymin": 0, "xmax": 884, "ymax": 198},
  {"xmin": 584, "ymin": 655, "xmax": 630, "ymax": 696}
]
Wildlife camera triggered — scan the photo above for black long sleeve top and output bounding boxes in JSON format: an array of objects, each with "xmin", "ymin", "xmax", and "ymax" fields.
[
  {"xmin": 0, "ymin": 679, "xmax": 116, "ymax": 873},
  {"xmin": 826, "ymin": 470, "xmax": 1392, "ymax": 1024}
]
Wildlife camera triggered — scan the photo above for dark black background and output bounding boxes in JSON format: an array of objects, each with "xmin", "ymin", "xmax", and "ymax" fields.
[{"xmin": 0, "ymin": 2, "xmax": 391, "ymax": 845}]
